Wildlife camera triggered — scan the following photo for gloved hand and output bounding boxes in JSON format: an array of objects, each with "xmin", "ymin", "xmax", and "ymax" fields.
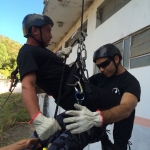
[
  {"xmin": 56, "ymin": 46, "xmax": 72, "ymax": 58},
  {"xmin": 63, "ymin": 103, "xmax": 104, "ymax": 134},
  {"xmin": 29, "ymin": 112, "xmax": 61, "ymax": 141}
]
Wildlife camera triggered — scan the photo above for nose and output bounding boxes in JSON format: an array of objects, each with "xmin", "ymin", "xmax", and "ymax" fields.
[{"xmin": 99, "ymin": 67, "xmax": 104, "ymax": 72}]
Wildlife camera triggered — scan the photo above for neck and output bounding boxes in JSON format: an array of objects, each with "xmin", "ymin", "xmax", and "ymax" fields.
[
  {"xmin": 115, "ymin": 64, "xmax": 126, "ymax": 75},
  {"xmin": 26, "ymin": 37, "xmax": 41, "ymax": 47}
]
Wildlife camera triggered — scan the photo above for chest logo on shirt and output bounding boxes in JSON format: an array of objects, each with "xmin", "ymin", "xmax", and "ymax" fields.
[{"xmin": 112, "ymin": 88, "xmax": 120, "ymax": 95}]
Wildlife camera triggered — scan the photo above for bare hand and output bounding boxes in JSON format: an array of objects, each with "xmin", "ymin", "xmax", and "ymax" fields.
[{"xmin": 0, "ymin": 138, "xmax": 41, "ymax": 150}]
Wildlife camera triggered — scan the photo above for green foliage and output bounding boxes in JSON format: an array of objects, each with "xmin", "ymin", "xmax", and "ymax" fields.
[
  {"xmin": 0, "ymin": 69, "xmax": 10, "ymax": 78},
  {"xmin": 0, "ymin": 43, "xmax": 8, "ymax": 68},
  {"xmin": 0, "ymin": 93, "xmax": 30, "ymax": 134},
  {"xmin": 0, "ymin": 35, "xmax": 22, "ymax": 78}
]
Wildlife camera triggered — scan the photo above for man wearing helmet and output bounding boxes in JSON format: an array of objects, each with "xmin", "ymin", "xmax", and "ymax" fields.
[
  {"xmin": 22, "ymin": 13, "xmax": 54, "ymax": 47},
  {"xmin": 17, "ymin": 13, "xmax": 140, "ymax": 150},
  {"xmin": 64, "ymin": 44, "xmax": 141, "ymax": 150}
]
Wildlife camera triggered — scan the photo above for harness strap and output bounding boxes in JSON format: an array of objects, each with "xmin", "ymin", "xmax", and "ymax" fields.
[
  {"xmin": 128, "ymin": 141, "xmax": 132, "ymax": 150},
  {"xmin": 54, "ymin": 57, "xmax": 67, "ymax": 118}
]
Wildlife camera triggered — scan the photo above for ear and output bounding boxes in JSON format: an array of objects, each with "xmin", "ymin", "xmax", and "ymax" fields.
[
  {"xmin": 114, "ymin": 55, "xmax": 120, "ymax": 64},
  {"xmin": 31, "ymin": 26, "xmax": 39, "ymax": 36}
]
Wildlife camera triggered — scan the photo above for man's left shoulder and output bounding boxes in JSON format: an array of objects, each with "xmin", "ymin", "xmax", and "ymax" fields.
[{"xmin": 123, "ymin": 71, "xmax": 139, "ymax": 83}]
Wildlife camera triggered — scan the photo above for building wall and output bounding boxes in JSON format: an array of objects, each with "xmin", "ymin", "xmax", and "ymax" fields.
[
  {"xmin": 65, "ymin": 0, "xmax": 150, "ymax": 119},
  {"xmin": 48, "ymin": 0, "xmax": 150, "ymax": 149}
]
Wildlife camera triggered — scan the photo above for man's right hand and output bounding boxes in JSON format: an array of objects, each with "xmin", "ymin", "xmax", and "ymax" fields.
[{"xmin": 30, "ymin": 112, "xmax": 61, "ymax": 141}]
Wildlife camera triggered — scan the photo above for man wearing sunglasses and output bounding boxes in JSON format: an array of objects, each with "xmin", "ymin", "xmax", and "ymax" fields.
[{"xmin": 64, "ymin": 43, "xmax": 141, "ymax": 150}]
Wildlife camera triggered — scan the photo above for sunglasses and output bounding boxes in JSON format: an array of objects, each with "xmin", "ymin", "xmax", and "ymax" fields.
[{"xmin": 96, "ymin": 58, "xmax": 112, "ymax": 69}]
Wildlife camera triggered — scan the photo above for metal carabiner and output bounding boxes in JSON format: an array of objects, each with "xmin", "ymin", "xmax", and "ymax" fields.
[
  {"xmin": 75, "ymin": 91, "xmax": 85, "ymax": 105},
  {"xmin": 74, "ymin": 81, "xmax": 83, "ymax": 93},
  {"xmin": 66, "ymin": 75, "xmax": 83, "ymax": 93}
]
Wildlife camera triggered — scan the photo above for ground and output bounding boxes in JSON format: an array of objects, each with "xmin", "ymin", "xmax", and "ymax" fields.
[
  {"xmin": 0, "ymin": 123, "xmax": 34, "ymax": 148},
  {"xmin": 0, "ymin": 93, "xmax": 33, "ymax": 148}
]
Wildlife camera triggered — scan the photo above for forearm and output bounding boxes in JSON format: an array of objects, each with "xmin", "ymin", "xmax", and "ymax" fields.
[
  {"xmin": 0, "ymin": 146, "xmax": 9, "ymax": 150},
  {"xmin": 101, "ymin": 104, "xmax": 130, "ymax": 124},
  {"xmin": 102, "ymin": 93, "xmax": 138, "ymax": 124},
  {"xmin": 0, "ymin": 138, "xmax": 40, "ymax": 150},
  {"xmin": 0, "ymin": 143, "xmax": 16, "ymax": 150},
  {"xmin": 22, "ymin": 84, "xmax": 40, "ymax": 118}
]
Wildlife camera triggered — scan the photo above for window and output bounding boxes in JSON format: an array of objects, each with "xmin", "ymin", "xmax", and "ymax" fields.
[
  {"xmin": 65, "ymin": 20, "xmax": 88, "ymax": 48},
  {"xmin": 114, "ymin": 40, "xmax": 123, "ymax": 56},
  {"xmin": 130, "ymin": 27, "xmax": 150, "ymax": 68},
  {"xmin": 114, "ymin": 40, "xmax": 124, "ymax": 66},
  {"xmin": 113, "ymin": 27, "xmax": 150, "ymax": 69},
  {"xmin": 96, "ymin": 0, "xmax": 131, "ymax": 28},
  {"xmin": 123, "ymin": 37, "xmax": 130, "ymax": 69},
  {"xmin": 93, "ymin": 26, "xmax": 150, "ymax": 74},
  {"xmin": 130, "ymin": 55, "xmax": 150, "ymax": 68},
  {"xmin": 131, "ymin": 28, "xmax": 150, "ymax": 57}
]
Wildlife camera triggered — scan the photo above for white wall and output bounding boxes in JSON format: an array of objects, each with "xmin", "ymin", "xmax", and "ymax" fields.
[
  {"xmin": 58, "ymin": 0, "xmax": 150, "ymax": 149},
  {"xmin": 67, "ymin": 0, "xmax": 150, "ymax": 118},
  {"xmin": 129, "ymin": 66, "xmax": 150, "ymax": 119},
  {"xmin": 66, "ymin": 0, "xmax": 150, "ymax": 75}
]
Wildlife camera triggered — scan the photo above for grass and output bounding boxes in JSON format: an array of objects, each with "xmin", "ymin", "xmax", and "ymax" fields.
[
  {"xmin": 0, "ymin": 93, "xmax": 31, "ymax": 147},
  {"xmin": 0, "ymin": 93, "xmax": 30, "ymax": 133}
]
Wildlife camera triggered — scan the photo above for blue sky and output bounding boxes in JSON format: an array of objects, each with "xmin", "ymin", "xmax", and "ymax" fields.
[{"xmin": 0, "ymin": 0, "xmax": 44, "ymax": 45}]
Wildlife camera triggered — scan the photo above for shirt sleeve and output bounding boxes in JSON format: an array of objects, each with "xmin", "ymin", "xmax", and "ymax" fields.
[
  {"xmin": 89, "ymin": 74, "xmax": 99, "ymax": 85},
  {"xmin": 123, "ymin": 78, "xmax": 141, "ymax": 102},
  {"xmin": 17, "ymin": 50, "xmax": 38, "ymax": 80}
]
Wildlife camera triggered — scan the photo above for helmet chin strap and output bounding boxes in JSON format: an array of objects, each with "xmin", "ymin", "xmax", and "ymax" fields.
[
  {"xmin": 112, "ymin": 59, "xmax": 120, "ymax": 76},
  {"xmin": 31, "ymin": 27, "xmax": 45, "ymax": 47}
]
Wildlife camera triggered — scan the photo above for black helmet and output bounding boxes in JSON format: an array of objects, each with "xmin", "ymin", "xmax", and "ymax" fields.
[
  {"xmin": 22, "ymin": 14, "xmax": 54, "ymax": 37},
  {"xmin": 93, "ymin": 43, "xmax": 122, "ymax": 63}
]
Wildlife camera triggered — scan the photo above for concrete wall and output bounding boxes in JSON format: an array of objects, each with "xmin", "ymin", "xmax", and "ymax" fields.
[{"xmin": 40, "ymin": 0, "xmax": 150, "ymax": 149}]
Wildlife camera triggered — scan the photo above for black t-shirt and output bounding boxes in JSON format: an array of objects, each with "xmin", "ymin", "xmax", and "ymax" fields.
[
  {"xmin": 89, "ymin": 71, "xmax": 141, "ymax": 145},
  {"xmin": 17, "ymin": 44, "xmax": 71, "ymax": 98},
  {"xmin": 89, "ymin": 71, "xmax": 140, "ymax": 102}
]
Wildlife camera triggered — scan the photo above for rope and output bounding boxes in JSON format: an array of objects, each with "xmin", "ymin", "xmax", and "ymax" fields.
[
  {"xmin": 54, "ymin": 58, "xmax": 67, "ymax": 118},
  {"xmin": 0, "ymin": 77, "xmax": 19, "ymax": 112}
]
